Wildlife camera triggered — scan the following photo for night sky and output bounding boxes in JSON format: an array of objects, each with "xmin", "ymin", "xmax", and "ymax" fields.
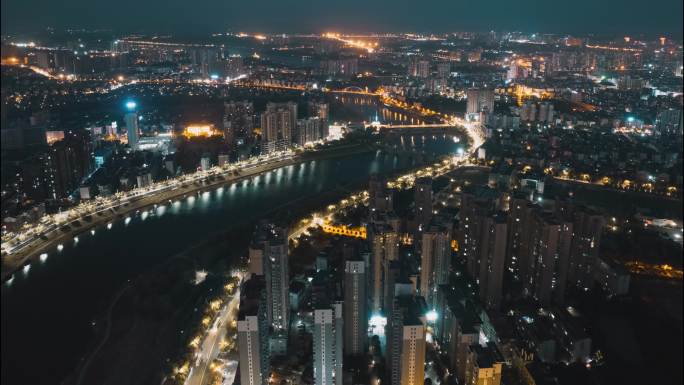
[{"xmin": 2, "ymin": 0, "xmax": 683, "ymax": 36}]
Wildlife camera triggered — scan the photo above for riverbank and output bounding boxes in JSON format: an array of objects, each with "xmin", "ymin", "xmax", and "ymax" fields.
[{"xmin": 0, "ymin": 141, "xmax": 377, "ymax": 282}]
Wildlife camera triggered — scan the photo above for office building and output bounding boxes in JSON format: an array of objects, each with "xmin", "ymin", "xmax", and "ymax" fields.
[{"xmin": 344, "ymin": 260, "xmax": 367, "ymax": 355}]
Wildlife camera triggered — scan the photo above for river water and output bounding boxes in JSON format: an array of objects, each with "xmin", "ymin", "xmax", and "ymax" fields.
[{"xmin": 1, "ymin": 104, "xmax": 462, "ymax": 385}]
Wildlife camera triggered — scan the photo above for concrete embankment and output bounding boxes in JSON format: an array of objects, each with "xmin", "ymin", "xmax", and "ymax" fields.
[{"xmin": 1, "ymin": 144, "xmax": 378, "ymax": 282}]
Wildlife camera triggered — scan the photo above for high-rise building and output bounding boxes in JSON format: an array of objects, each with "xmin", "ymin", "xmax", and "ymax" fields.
[
  {"xmin": 190, "ymin": 47, "xmax": 221, "ymax": 77},
  {"xmin": 506, "ymin": 195, "xmax": 538, "ymax": 284},
  {"xmin": 432, "ymin": 285, "xmax": 483, "ymax": 375},
  {"xmin": 313, "ymin": 303, "xmax": 343, "ymax": 385},
  {"xmin": 45, "ymin": 131, "xmax": 93, "ymax": 200},
  {"xmin": 461, "ymin": 204, "xmax": 508, "ymax": 310},
  {"xmin": 537, "ymin": 102, "xmax": 554, "ymax": 123},
  {"xmin": 368, "ymin": 174, "xmax": 394, "ymax": 212},
  {"xmin": 416, "ymin": 60, "xmax": 430, "ymax": 78},
  {"xmin": 332, "ymin": 302, "xmax": 343, "ymax": 385},
  {"xmin": 520, "ymin": 102, "xmax": 536, "ymax": 122},
  {"xmin": 414, "ymin": 177, "xmax": 433, "ymax": 228},
  {"xmin": 459, "ymin": 187, "xmax": 508, "ymax": 309},
  {"xmin": 437, "ymin": 61, "xmax": 451, "ymax": 79},
  {"xmin": 419, "ymin": 222, "xmax": 452, "ymax": 307},
  {"xmin": 252, "ymin": 222, "xmax": 290, "ymax": 330},
  {"xmin": 260, "ymin": 102, "xmax": 297, "ymax": 147},
  {"xmin": 308, "ymin": 101, "xmax": 330, "ymax": 139},
  {"xmin": 296, "ymin": 117, "xmax": 324, "ymax": 146},
  {"xmin": 466, "ymin": 89, "xmax": 495, "ymax": 115},
  {"xmin": 223, "ymin": 101, "xmax": 254, "ymax": 143},
  {"xmin": 344, "ymin": 260, "xmax": 367, "ymax": 356},
  {"xmin": 200, "ymin": 154, "xmax": 211, "ymax": 170},
  {"xmin": 237, "ymin": 276, "xmax": 270, "ymax": 385},
  {"xmin": 563, "ymin": 205, "xmax": 605, "ymax": 291},
  {"xmin": 124, "ymin": 111, "xmax": 139, "ymax": 149},
  {"xmin": 225, "ymin": 54, "xmax": 245, "ymax": 78},
  {"xmin": 386, "ymin": 295, "xmax": 427, "ymax": 385},
  {"xmin": 526, "ymin": 212, "xmax": 573, "ymax": 305},
  {"xmin": 479, "ymin": 214, "xmax": 508, "ymax": 310},
  {"xmin": 408, "ymin": 57, "xmax": 430, "ymax": 78},
  {"xmin": 320, "ymin": 58, "xmax": 359, "ymax": 77},
  {"xmin": 464, "ymin": 343, "xmax": 504, "ymax": 385},
  {"xmin": 655, "ymin": 107, "xmax": 683, "ymax": 136},
  {"xmin": 368, "ymin": 223, "xmax": 399, "ymax": 313}
]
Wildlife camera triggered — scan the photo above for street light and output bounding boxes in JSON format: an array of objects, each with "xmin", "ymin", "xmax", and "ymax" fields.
[{"xmin": 426, "ymin": 309, "xmax": 438, "ymax": 323}]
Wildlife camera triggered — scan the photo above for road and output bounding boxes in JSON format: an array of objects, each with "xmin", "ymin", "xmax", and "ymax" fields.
[
  {"xmin": 2, "ymin": 152, "xmax": 297, "ymax": 280},
  {"xmin": 185, "ymin": 276, "xmax": 242, "ymax": 385},
  {"xmin": 1, "ymin": 85, "xmax": 485, "ymax": 282}
]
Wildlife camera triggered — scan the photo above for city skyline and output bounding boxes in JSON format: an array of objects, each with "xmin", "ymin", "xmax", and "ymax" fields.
[{"xmin": 1, "ymin": 5, "xmax": 682, "ymax": 385}]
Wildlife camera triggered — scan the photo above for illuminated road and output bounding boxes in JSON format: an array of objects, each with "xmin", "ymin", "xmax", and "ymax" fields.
[
  {"xmin": 185, "ymin": 273, "xmax": 242, "ymax": 385},
  {"xmin": 322, "ymin": 33, "xmax": 378, "ymax": 53},
  {"xmin": 1, "ymin": 82, "xmax": 485, "ymax": 282},
  {"xmin": 1, "ymin": 151, "xmax": 296, "ymax": 280}
]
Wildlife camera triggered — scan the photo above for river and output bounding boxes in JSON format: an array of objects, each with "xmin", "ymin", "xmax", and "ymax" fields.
[{"xmin": 1, "ymin": 132, "xmax": 463, "ymax": 385}]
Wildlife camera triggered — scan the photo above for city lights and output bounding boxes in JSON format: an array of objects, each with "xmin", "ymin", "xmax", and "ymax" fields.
[
  {"xmin": 1, "ymin": 9, "xmax": 682, "ymax": 385},
  {"xmin": 183, "ymin": 124, "xmax": 219, "ymax": 138}
]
